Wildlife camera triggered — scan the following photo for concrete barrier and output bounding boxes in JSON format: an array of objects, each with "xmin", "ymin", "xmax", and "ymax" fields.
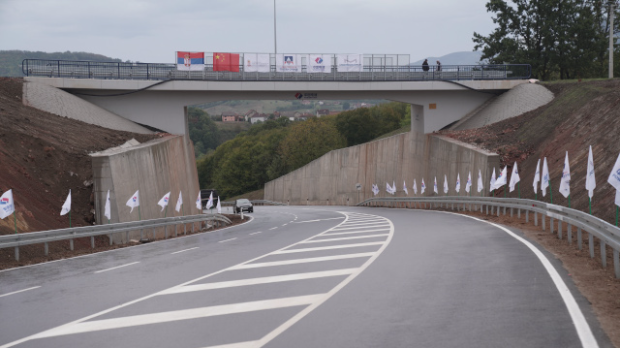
[
  {"xmin": 91, "ymin": 135, "xmax": 201, "ymax": 243},
  {"xmin": 264, "ymin": 131, "xmax": 499, "ymax": 206}
]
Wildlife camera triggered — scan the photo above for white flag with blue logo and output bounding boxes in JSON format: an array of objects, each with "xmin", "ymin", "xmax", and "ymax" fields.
[
  {"xmin": 586, "ymin": 146, "xmax": 596, "ymax": 198},
  {"xmin": 493, "ymin": 166, "xmax": 507, "ymax": 190},
  {"xmin": 443, "ymin": 175, "xmax": 449, "ymax": 194},
  {"xmin": 175, "ymin": 191, "xmax": 183, "ymax": 212},
  {"xmin": 158, "ymin": 192, "xmax": 171, "ymax": 212},
  {"xmin": 413, "ymin": 179, "xmax": 418, "ymax": 195},
  {"xmin": 455, "ymin": 173, "xmax": 461, "ymax": 193},
  {"xmin": 533, "ymin": 159, "xmax": 541, "ymax": 194},
  {"xmin": 0, "ymin": 189, "xmax": 15, "ymax": 220},
  {"xmin": 465, "ymin": 172, "xmax": 472, "ymax": 193},
  {"xmin": 477, "ymin": 170, "xmax": 484, "ymax": 193},
  {"xmin": 60, "ymin": 190, "xmax": 71, "ymax": 216},
  {"xmin": 541, "ymin": 158, "xmax": 550, "ymax": 197},
  {"xmin": 433, "ymin": 177, "xmax": 438, "ymax": 194},
  {"xmin": 421, "ymin": 178, "xmax": 426, "ymax": 194},
  {"xmin": 126, "ymin": 190, "xmax": 140, "ymax": 213},
  {"xmin": 559, "ymin": 152, "xmax": 571, "ymax": 198},
  {"xmin": 607, "ymin": 153, "xmax": 620, "ymax": 191}
]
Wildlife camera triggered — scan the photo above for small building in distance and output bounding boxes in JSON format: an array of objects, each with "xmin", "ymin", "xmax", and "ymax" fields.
[
  {"xmin": 316, "ymin": 109, "xmax": 330, "ymax": 117},
  {"xmin": 222, "ymin": 112, "xmax": 243, "ymax": 122},
  {"xmin": 250, "ymin": 113, "xmax": 268, "ymax": 124}
]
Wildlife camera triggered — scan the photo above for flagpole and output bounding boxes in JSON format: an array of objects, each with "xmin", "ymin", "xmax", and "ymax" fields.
[
  {"xmin": 518, "ymin": 182, "xmax": 521, "ymax": 199},
  {"xmin": 13, "ymin": 211, "xmax": 17, "ymax": 234},
  {"xmin": 589, "ymin": 197, "xmax": 592, "ymax": 215},
  {"xmin": 616, "ymin": 206, "xmax": 619, "ymax": 227},
  {"xmin": 69, "ymin": 210, "xmax": 72, "ymax": 228},
  {"xmin": 568, "ymin": 195, "xmax": 571, "ymax": 208},
  {"xmin": 165, "ymin": 204, "xmax": 168, "ymax": 218},
  {"xmin": 549, "ymin": 180, "xmax": 553, "ymax": 204},
  {"xmin": 138, "ymin": 206, "xmax": 142, "ymax": 221}
]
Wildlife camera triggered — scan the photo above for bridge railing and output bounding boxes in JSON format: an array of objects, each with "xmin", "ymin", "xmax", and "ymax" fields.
[
  {"xmin": 0, "ymin": 213, "xmax": 232, "ymax": 262},
  {"xmin": 22, "ymin": 59, "xmax": 531, "ymax": 82},
  {"xmin": 358, "ymin": 196, "xmax": 620, "ymax": 279}
]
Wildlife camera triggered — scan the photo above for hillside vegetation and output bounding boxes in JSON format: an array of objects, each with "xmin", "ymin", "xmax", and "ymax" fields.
[{"xmin": 0, "ymin": 50, "xmax": 123, "ymax": 77}]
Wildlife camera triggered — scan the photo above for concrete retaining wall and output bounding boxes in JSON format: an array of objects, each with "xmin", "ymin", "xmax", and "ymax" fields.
[
  {"xmin": 264, "ymin": 131, "xmax": 499, "ymax": 206},
  {"xmin": 91, "ymin": 135, "xmax": 201, "ymax": 243}
]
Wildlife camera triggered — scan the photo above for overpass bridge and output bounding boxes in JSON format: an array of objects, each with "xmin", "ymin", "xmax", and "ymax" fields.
[{"xmin": 22, "ymin": 58, "xmax": 531, "ymax": 135}]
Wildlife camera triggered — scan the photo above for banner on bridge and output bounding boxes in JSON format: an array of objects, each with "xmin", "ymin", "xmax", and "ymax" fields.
[
  {"xmin": 244, "ymin": 53, "xmax": 270, "ymax": 73},
  {"xmin": 337, "ymin": 54, "xmax": 363, "ymax": 72},
  {"xmin": 176, "ymin": 51, "xmax": 205, "ymax": 71},
  {"xmin": 308, "ymin": 54, "xmax": 332, "ymax": 73},
  {"xmin": 275, "ymin": 54, "xmax": 306, "ymax": 73}
]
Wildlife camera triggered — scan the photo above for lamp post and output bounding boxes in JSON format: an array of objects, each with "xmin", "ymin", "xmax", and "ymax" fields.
[{"xmin": 274, "ymin": 0, "xmax": 277, "ymax": 55}]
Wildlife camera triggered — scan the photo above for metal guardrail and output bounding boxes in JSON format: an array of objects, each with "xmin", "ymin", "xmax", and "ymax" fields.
[
  {"xmin": 0, "ymin": 213, "xmax": 232, "ymax": 261},
  {"xmin": 358, "ymin": 196, "xmax": 620, "ymax": 278},
  {"xmin": 21, "ymin": 59, "xmax": 532, "ymax": 82}
]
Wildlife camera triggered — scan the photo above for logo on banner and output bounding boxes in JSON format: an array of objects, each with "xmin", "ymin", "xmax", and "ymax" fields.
[
  {"xmin": 294, "ymin": 93, "xmax": 318, "ymax": 100},
  {"xmin": 315, "ymin": 57, "xmax": 323, "ymax": 64},
  {"xmin": 284, "ymin": 56, "xmax": 294, "ymax": 65},
  {"xmin": 246, "ymin": 60, "xmax": 252, "ymax": 67},
  {"xmin": 344, "ymin": 58, "xmax": 358, "ymax": 63},
  {"xmin": 0, "ymin": 198, "xmax": 8, "ymax": 205},
  {"xmin": 295, "ymin": 93, "xmax": 303, "ymax": 99},
  {"xmin": 184, "ymin": 53, "xmax": 191, "ymax": 67}
]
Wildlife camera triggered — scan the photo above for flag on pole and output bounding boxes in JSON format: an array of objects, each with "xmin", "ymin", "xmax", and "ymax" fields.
[
  {"xmin": 126, "ymin": 190, "xmax": 140, "ymax": 213},
  {"xmin": 413, "ymin": 179, "xmax": 418, "ymax": 195},
  {"xmin": 392, "ymin": 181, "xmax": 396, "ymax": 194},
  {"xmin": 60, "ymin": 189, "xmax": 71, "ymax": 216},
  {"xmin": 493, "ymin": 166, "xmax": 508, "ymax": 190},
  {"xmin": 372, "ymin": 184, "xmax": 379, "ymax": 196},
  {"xmin": 104, "ymin": 190, "xmax": 111, "ymax": 220},
  {"xmin": 559, "ymin": 152, "xmax": 571, "ymax": 198},
  {"xmin": 466, "ymin": 172, "xmax": 472, "ymax": 193},
  {"xmin": 206, "ymin": 192, "xmax": 214, "ymax": 210},
  {"xmin": 433, "ymin": 177, "xmax": 438, "ymax": 194},
  {"xmin": 0, "ymin": 189, "xmax": 15, "ymax": 219},
  {"xmin": 509, "ymin": 162, "xmax": 521, "ymax": 192},
  {"xmin": 541, "ymin": 157, "xmax": 550, "ymax": 196},
  {"xmin": 477, "ymin": 170, "xmax": 483, "ymax": 193},
  {"xmin": 386, "ymin": 182, "xmax": 391, "ymax": 194},
  {"xmin": 421, "ymin": 179, "xmax": 426, "ymax": 194},
  {"xmin": 607, "ymin": 153, "xmax": 620, "ymax": 191},
  {"xmin": 216, "ymin": 196, "xmax": 222, "ymax": 214},
  {"xmin": 403, "ymin": 181, "xmax": 408, "ymax": 195},
  {"xmin": 158, "ymin": 192, "xmax": 171, "ymax": 212},
  {"xmin": 196, "ymin": 192, "xmax": 203, "ymax": 210},
  {"xmin": 490, "ymin": 168, "xmax": 497, "ymax": 191},
  {"xmin": 443, "ymin": 175, "xmax": 449, "ymax": 194},
  {"xmin": 616, "ymin": 189, "xmax": 620, "ymax": 207},
  {"xmin": 175, "ymin": 191, "xmax": 183, "ymax": 212},
  {"xmin": 455, "ymin": 173, "xmax": 461, "ymax": 193},
  {"xmin": 533, "ymin": 159, "xmax": 541, "ymax": 194},
  {"xmin": 586, "ymin": 146, "xmax": 596, "ymax": 198}
]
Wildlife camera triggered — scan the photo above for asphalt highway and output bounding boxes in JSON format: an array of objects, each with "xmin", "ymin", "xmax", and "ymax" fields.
[{"xmin": 0, "ymin": 206, "xmax": 612, "ymax": 348}]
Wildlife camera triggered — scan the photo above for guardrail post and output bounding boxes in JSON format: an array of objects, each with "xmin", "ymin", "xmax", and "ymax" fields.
[
  {"xmin": 109, "ymin": 235, "xmax": 112, "ymax": 245},
  {"xmin": 578, "ymin": 228, "xmax": 582, "ymax": 250},
  {"xmin": 497, "ymin": 205, "xmax": 500, "ymax": 217},
  {"xmin": 614, "ymin": 250, "xmax": 619, "ymax": 278},
  {"xmin": 175, "ymin": 224, "xmax": 178, "ymax": 237},
  {"xmin": 91, "ymin": 236, "xmax": 95, "ymax": 249},
  {"xmin": 567, "ymin": 224, "xmax": 572, "ymax": 244},
  {"xmin": 542, "ymin": 216, "xmax": 546, "ymax": 230},
  {"xmin": 192, "ymin": 223, "xmax": 195, "ymax": 233},
  {"xmin": 44, "ymin": 242, "xmax": 49, "ymax": 256},
  {"xmin": 165, "ymin": 225, "xmax": 168, "ymax": 239},
  {"xmin": 15, "ymin": 246, "xmax": 19, "ymax": 261},
  {"xmin": 70, "ymin": 232, "xmax": 74, "ymax": 251},
  {"xmin": 518, "ymin": 208, "xmax": 521, "ymax": 219},
  {"xmin": 589, "ymin": 234, "xmax": 594, "ymax": 258},
  {"xmin": 558, "ymin": 221, "xmax": 562, "ymax": 239},
  {"xmin": 601, "ymin": 241, "xmax": 607, "ymax": 268},
  {"xmin": 526, "ymin": 210, "xmax": 529, "ymax": 223},
  {"xmin": 534, "ymin": 212, "xmax": 538, "ymax": 226},
  {"xmin": 125, "ymin": 231, "xmax": 129, "ymax": 244},
  {"xmin": 486, "ymin": 205, "xmax": 488, "ymax": 215},
  {"xmin": 184, "ymin": 223, "xmax": 187, "ymax": 235},
  {"xmin": 550, "ymin": 218, "xmax": 554, "ymax": 234},
  {"xmin": 510, "ymin": 208, "xmax": 513, "ymax": 217},
  {"xmin": 503, "ymin": 206, "xmax": 507, "ymax": 215}
]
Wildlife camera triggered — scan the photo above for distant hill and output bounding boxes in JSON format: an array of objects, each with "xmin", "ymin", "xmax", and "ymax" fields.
[
  {"xmin": 0, "ymin": 50, "xmax": 123, "ymax": 77},
  {"xmin": 411, "ymin": 51, "xmax": 485, "ymax": 66}
]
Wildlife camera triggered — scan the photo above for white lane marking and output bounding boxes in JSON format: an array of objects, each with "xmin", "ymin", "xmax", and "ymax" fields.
[
  {"xmin": 160, "ymin": 269, "xmax": 356, "ymax": 295},
  {"xmin": 94, "ymin": 262, "xmax": 140, "ymax": 274},
  {"xmin": 269, "ymin": 227, "xmax": 278, "ymax": 230},
  {"xmin": 335, "ymin": 220, "xmax": 387, "ymax": 227},
  {"xmin": 324, "ymin": 228, "xmax": 391, "ymax": 236},
  {"xmin": 329, "ymin": 223, "xmax": 390, "ymax": 231},
  {"xmin": 219, "ymin": 238, "xmax": 237, "ymax": 244},
  {"xmin": 0, "ymin": 286, "xmax": 41, "ymax": 299},
  {"xmin": 32, "ymin": 295, "xmax": 323, "ymax": 339},
  {"xmin": 230, "ymin": 252, "xmax": 375, "ymax": 270},
  {"xmin": 293, "ymin": 217, "xmax": 345, "ymax": 224},
  {"xmin": 171, "ymin": 247, "xmax": 199, "ymax": 255},
  {"xmin": 250, "ymin": 232, "xmax": 262, "ymax": 235},
  {"xmin": 302, "ymin": 234, "xmax": 389, "ymax": 244},
  {"xmin": 282, "ymin": 224, "xmax": 288, "ymax": 226},
  {"xmin": 274, "ymin": 242, "xmax": 384, "ymax": 254},
  {"xmin": 253, "ymin": 212, "xmax": 394, "ymax": 348},
  {"xmin": 199, "ymin": 341, "xmax": 258, "ymax": 348},
  {"xmin": 447, "ymin": 212, "xmax": 599, "ymax": 348}
]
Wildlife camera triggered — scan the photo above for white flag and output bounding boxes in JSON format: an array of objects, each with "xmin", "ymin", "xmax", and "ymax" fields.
[
  {"xmin": 392, "ymin": 181, "xmax": 396, "ymax": 194},
  {"xmin": 541, "ymin": 157, "xmax": 550, "ymax": 196},
  {"xmin": 175, "ymin": 191, "xmax": 183, "ymax": 212},
  {"xmin": 466, "ymin": 172, "xmax": 472, "ymax": 193},
  {"xmin": 443, "ymin": 175, "xmax": 449, "ymax": 194},
  {"xmin": 158, "ymin": 192, "xmax": 171, "ymax": 212},
  {"xmin": 403, "ymin": 181, "xmax": 408, "ymax": 195},
  {"xmin": 104, "ymin": 190, "xmax": 111, "ymax": 220},
  {"xmin": 216, "ymin": 196, "xmax": 222, "ymax": 214},
  {"xmin": 607, "ymin": 153, "xmax": 620, "ymax": 191},
  {"xmin": 455, "ymin": 173, "xmax": 461, "ymax": 193},
  {"xmin": 559, "ymin": 152, "xmax": 571, "ymax": 198},
  {"xmin": 433, "ymin": 177, "xmax": 438, "ymax": 194},
  {"xmin": 386, "ymin": 182, "xmax": 391, "ymax": 194},
  {"xmin": 533, "ymin": 159, "xmax": 541, "ymax": 194},
  {"xmin": 206, "ymin": 192, "xmax": 214, "ymax": 209},
  {"xmin": 421, "ymin": 178, "xmax": 426, "ymax": 194},
  {"xmin": 490, "ymin": 168, "xmax": 497, "ymax": 191},
  {"xmin": 0, "ymin": 189, "xmax": 16, "ymax": 220},
  {"xmin": 493, "ymin": 166, "xmax": 508, "ymax": 190},
  {"xmin": 586, "ymin": 146, "xmax": 596, "ymax": 199},
  {"xmin": 196, "ymin": 192, "xmax": 202, "ymax": 210},
  {"xmin": 60, "ymin": 189, "xmax": 71, "ymax": 216},
  {"xmin": 509, "ymin": 162, "xmax": 521, "ymax": 192},
  {"xmin": 126, "ymin": 190, "xmax": 140, "ymax": 213},
  {"xmin": 477, "ymin": 170, "xmax": 484, "ymax": 193},
  {"xmin": 616, "ymin": 189, "xmax": 620, "ymax": 207},
  {"xmin": 413, "ymin": 179, "xmax": 418, "ymax": 195}
]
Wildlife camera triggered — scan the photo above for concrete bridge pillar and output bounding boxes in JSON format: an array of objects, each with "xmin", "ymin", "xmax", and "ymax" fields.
[{"xmin": 410, "ymin": 104, "xmax": 424, "ymax": 134}]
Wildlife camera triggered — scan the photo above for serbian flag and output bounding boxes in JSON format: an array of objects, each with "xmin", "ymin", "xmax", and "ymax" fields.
[
  {"xmin": 214, "ymin": 52, "xmax": 240, "ymax": 72},
  {"xmin": 176, "ymin": 51, "xmax": 205, "ymax": 71}
]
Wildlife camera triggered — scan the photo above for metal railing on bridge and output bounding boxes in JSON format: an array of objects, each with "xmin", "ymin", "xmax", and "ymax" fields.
[{"xmin": 22, "ymin": 59, "xmax": 531, "ymax": 82}]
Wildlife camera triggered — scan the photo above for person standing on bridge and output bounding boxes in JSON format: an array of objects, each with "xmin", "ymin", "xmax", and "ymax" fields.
[
  {"xmin": 422, "ymin": 59, "xmax": 429, "ymax": 72},
  {"xmin": 436, "ymin": 60, "xmax": 441, "ymax": 72}
]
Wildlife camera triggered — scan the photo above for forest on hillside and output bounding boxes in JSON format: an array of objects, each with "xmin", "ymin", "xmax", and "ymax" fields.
[{"xmin": 197, "ymin": 102, "xmax": 410, "ymax": 199}]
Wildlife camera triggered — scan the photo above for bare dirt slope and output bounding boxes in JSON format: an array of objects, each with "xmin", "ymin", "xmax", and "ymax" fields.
[
  {"xmin": 440, "ymin": 79, "xmax": 620, "ymax": 225},
  {"xmin": 0, "ymin": 77, "xmax": 157, "ymax": 235}
]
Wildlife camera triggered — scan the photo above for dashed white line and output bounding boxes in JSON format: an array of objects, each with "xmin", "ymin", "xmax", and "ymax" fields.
[
  {"xmin": 94, "ymin": 262, "xmax": 140, "ymax": 274},
  {"xmin": 282, "ymin": 224, "xmax": 288, "ymax": 226},
  {"xmin": 171, "ymin": 247, "xmax": 199, "ymax": 255},
  {"xmin": 269, "ymin": 227, "xmax": 278, "ymax": 230},
  {"xmin": 219, "ymin": 238, "xmax": 237, "ymax": 243},
  {"xmin": 0, "ymin": 286, "xmax": 41, "ymax": 298},
  {"xmin": 250, "ymin": 232, "xmax": 262, "ymax": 235}
]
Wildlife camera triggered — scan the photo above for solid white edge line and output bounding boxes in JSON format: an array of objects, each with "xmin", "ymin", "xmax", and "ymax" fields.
[
  {"xmin": 250, "ymin": 232, "xmax": 262, "ymax": 235},
  {"xmin": 444, "ymin": 212, "xmax": 599, "ymax": 348},
  {"xmin": 94, "ymin": 262, "xmax": 140, "ymax": 274},
  {"xmin": 198, "ymin": 341, "xmax": 258, "ymax": 348},
  {"xmin": 170, "ymin": 247, "xmax": 199, "ymax": 255},
  {"xmin": 219, "ymin": 238, "xmax": 237, "ymax": 244},
  {"xmin": 0, "ymin": 286, "xmax": 41, "ymax": 299}
]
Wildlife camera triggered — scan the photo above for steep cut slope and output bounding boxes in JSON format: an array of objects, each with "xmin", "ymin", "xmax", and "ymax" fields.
[
  {"xmin": 0, "ymin": 78, "xmax": 157, "ymax": 234},
  {"xmin": 441, "ymin": 79, "xmax": 620, "ymax": 225}
]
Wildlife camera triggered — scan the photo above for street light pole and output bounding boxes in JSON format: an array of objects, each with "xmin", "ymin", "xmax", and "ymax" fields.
[{"xmin": 274, "ymin": 0, "xmax": 277, "ymax": 55}]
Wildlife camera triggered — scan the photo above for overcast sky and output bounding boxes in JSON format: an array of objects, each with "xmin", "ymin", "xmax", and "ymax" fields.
[{"xmin": 0, "ymin": 0, "xmax": 495, "ymax": 63}]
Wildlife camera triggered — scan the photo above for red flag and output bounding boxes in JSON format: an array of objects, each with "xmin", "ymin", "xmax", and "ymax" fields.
[{"xmin": 213, "ymin": 52, "xmax": 240, "ymax": 72}]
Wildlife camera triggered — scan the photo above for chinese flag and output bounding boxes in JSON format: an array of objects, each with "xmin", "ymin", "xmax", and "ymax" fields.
[{"xmin": 213, "ymin": 52, "xmax": 240, "ymax": 72}]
